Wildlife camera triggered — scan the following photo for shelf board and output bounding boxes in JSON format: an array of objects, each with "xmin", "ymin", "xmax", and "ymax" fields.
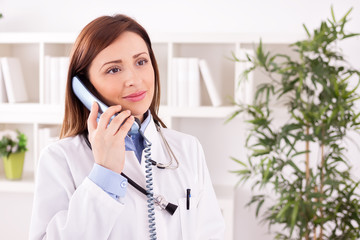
[
  {"xmin": 0, "ymin": 103, "xmax": 64, "ymax": 124},
  {"xmin": 0, "ymin": 104, "xmax": 240, "ymax": 123},
  {"xmin": 150, "ymin": 32, "xmax": 305, "ymax": 44},
  {"xmin": 0, "ymin": 172, "xmax": 35, "ymax": 193},
  {"xmin": 159, "ymin": 105, "xmax": 239, "ymax": 118},
  {"xmin": 0, "ymin": 104, "xmax": 289, "ymax": 124},
  {"xmin": 0, "ymin": 32, "xmax": 77, "ymax": 43}
]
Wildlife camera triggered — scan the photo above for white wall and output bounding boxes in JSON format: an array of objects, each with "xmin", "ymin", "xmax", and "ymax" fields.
[
  {"xmin": 1, "ymin": 1, "xmax": 360, "ymax": 239},
  {"xmin": 1, "ymin": 0, "xmax": 360, "ymax": 35}
]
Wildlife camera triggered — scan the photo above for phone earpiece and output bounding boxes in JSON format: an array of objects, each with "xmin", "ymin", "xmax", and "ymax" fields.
[{"xmin": 72, "ymin": 75, "xmax": 141, "ymax": 136}]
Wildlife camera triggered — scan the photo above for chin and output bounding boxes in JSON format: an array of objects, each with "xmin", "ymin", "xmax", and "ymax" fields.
[{"xmin": 130, "ymin": 108, "xmax": 148, "ymax": 118}]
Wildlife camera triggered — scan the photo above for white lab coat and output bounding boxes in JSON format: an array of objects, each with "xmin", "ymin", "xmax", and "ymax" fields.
[{"xmin": 29, "ymin": 117, "xmax": 225, "ymax": 240}]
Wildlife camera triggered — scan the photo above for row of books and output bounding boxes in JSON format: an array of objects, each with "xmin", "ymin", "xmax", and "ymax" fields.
[
  {"xmin": 169, "ymin": 58, "xmax": 223, "ymax": 107},
  {"xmin": 170, "ymin": 50, "xmax": 256, "ymax": 107},
  {"xmin": 0, "ymin": 57, "xmax": 28, "ymax": 103},
  {"xmin": 0, "ymin": 56, "xmax": 69, "ymax": 105},
  {"xmin": 0, "ymin": 52, "xmax": 255, "ymax": 106}
]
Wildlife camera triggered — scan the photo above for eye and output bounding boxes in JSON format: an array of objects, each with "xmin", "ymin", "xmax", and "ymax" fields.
[
  {"xmin": 137, "ymin": 59, "xmax": 148, "ymax": 66},
  {"xmin": 106, "ymin": 66, "xmax": 121, "ymax": 74}
]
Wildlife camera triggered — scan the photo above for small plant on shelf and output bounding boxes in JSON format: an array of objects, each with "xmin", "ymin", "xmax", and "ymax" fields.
[{"xmin": 0, "ymin": 130, "xmax": 28, "ymax": 180}]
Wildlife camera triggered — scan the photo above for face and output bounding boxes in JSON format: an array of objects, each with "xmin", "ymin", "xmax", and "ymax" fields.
[{"xmin": 88, "ymin": 31, "xmax": 155, "ymax": 122}]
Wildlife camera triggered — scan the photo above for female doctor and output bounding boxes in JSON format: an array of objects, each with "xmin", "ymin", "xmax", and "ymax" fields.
[{"xmin": 29, "ymin": 14, "xmax": 225, "ymax": 240}]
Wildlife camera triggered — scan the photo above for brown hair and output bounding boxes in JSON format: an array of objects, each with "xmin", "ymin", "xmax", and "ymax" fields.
[{"xmin": 60, "ymin": 14, "xmax": 166, "ymax": 138}]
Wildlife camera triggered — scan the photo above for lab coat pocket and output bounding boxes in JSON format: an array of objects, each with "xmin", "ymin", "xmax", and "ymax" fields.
[{"xmin": 178, "ymin": 196, "xmax": 198, "ymax": 240}]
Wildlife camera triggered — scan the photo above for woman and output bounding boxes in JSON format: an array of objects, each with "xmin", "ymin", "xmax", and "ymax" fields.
[{"xmin": 29, "ymin": 14, "xmax": 225, "ymax": 240}]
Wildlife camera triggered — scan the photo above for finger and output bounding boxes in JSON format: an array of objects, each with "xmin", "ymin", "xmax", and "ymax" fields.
[
  {"xmin": 107, "ymin": 110, "xmax": 132, "ymax": 135},
  {"xmin": 97, "ymin": 105, "xmax": 122, "ymax": 130},
  {"xmin": 115, "ymin": 115, "xmax": 135, "ymax": 138},
  {"xmin": 87, "ymin": 102, "xmax": 99, "ymax": 133}
]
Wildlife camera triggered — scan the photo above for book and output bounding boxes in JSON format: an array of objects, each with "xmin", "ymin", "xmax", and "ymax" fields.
[
  {"xmin": 188, "ymin": 58, "xmax": 201, "ymax": 107},
  {"xmin": 234, "ymin": 49, "xmax": 255, "ymax": 105},
  {"xmin": 170, "ymin": 58, "xmax": 178, "ymax": 107},
  {"xmin": 44, "ymin": 56, "xmax": 51, "ymax": 104},
  {"xmin": 58, "ymin": 57, "xmax": 69, "ymax": 105},
  {"xmin": 199, "ymin": 59, "xmax": 222, "ymax": 107},
  {"xmin": 50, "ymin": 57, "xmax": 59, "ymax": 104},
  {"xmin": 171, "ymin": 58, "xmax": 201, "ymax": 107},
  {"xmin": 176, "ymin": 58, "xmax": 189, "ymax": 107},
  {"xmin": 0, "ymin": 57, "xmax": 28, "ymax": 103},
  {"xmin": 0, "ymin": 64, "xmax": 8, "ymax": 103},
  {"xmin": 44, "ymin": 56, "xmax": 70, "ymax": 104}
]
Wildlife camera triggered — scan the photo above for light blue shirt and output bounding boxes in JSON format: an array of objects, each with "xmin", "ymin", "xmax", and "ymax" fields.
[{"xmin": 88, "ymin": 111, "xmax": 151, "ymax": 200}]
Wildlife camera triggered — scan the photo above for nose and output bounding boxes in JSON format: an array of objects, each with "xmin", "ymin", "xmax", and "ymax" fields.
[{"xmin": 124, "ymin": 66, "xmax": 141, "ymax": 87}]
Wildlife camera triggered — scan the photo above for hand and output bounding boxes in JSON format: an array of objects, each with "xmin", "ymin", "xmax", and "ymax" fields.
[{"xmin": 87, "ymin": 102, "xmax": 135, "ymax": 174}]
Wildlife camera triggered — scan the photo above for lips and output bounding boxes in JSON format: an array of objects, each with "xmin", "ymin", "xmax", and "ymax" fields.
[{"xmin": 123, "ymin": 91, "xmax": 147, "ymax": 102}]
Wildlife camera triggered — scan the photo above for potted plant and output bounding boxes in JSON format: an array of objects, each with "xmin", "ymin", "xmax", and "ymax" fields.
[
  {"xmin": 229, "ymin": 7, "xmax": 360, "ymax": 239},
  {"xmin": 0, "ymin": 130, "xmax": 28, "ymax": 180}
]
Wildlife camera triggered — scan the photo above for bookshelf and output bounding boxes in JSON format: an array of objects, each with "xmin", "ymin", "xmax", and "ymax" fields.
[{"xmin": 0, "ymin": 32, "xmax": 302, "ymax": 239}]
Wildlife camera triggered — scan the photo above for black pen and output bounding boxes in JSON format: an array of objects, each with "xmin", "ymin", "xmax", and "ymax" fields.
[{"xmin": 186, "ymin": 189, "xmax": 191, "ymax": 210}]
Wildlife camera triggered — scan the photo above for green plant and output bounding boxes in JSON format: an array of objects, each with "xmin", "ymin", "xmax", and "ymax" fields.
[
  {"xmin": 0, "ymin": 130, "xmax": 28, "ymax": 158},
  {"xmin": 229, "ymin": 7, "xmax": 360, "ymax": 240}
]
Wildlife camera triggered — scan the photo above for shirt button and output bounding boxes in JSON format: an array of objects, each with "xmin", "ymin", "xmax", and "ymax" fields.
[{"xmin": 120, "ymin": 181, "xmax": 127, "ymax": 188}]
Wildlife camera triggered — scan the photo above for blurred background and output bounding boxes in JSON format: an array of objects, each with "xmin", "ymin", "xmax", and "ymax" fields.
[{"xmin": 0, "ymin": 0, "xmax": 360, "ymax": 239}]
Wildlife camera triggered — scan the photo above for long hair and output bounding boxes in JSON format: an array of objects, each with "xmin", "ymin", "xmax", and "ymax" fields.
[{"xmin": 60, "ymin": 14, "xmax": 165, "ymax": 138}]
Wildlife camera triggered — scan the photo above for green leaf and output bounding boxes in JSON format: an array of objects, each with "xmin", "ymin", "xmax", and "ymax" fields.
[
  {"xmin": 291, "ymin": 150, "xmax": 310, "ymax": 158},
  {"xmin": 290, "ymin": 201, "xmax": 299, "ymax": 236},
  {"xmin": 339, "ymin": 7, "xmax": 353, "ymax": 23},
  {"xmin": 225, "ymin": 109, "xmax": 243, "ymax": 124},
  {"xmin": 287, "ymin": 160, "xmax": 303, "ymax": 175},
  {"xmin": 276, "ymin": 201, "xmax": 292, "ymax": 220},
  {"xmin": 229, "ymin": 169, "xmax": 251, "ymax": 175},
  {"xmin": 230, "ymin": 156, "xmax": 248, "ymax": 168},
  {"xmin": 342, "ymin": 33, "xmax": 360, "ymax": 40},
  {"xmin": 330, "ymin": 5, "xmax": 336, "ymax": 23},
  {"xmin": 256, "ymin": 199, "xmax": 265, "ymax": 217},
  {"xmin": 252, "ymin": 148, "xmax": 271, "ymax": 157},
  {"xmin": 303, "ymin": 24, "xmax": 311, "ymax": 38}
]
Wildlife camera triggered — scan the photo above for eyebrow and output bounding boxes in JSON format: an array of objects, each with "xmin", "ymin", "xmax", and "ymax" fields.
[{"xmin": 100, "ymin": 52, "xmax": 148, "ymax": 71}]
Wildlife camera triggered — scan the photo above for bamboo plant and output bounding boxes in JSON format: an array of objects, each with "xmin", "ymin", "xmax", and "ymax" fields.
[{"xmin": 229, "ymin": 7, "xmax": 360, "ymax": 239}]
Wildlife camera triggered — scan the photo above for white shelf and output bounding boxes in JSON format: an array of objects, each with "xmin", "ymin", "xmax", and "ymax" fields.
[
  {"xmin": 0, "ymin": 32, "xmax": 299, "ymax": 200},
  {"xmin": 0, "ymin": 172, "xmax": 35, "ymax": 193}
]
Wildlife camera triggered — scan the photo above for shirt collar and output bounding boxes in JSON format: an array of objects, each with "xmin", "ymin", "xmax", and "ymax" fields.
[
  {"xmin": 125, "ymin": 110, "xmax": 152, "ymax": 151},
  {"xmin": 140, "ymin": 110, "xmax": 151, "ymax": 133}
]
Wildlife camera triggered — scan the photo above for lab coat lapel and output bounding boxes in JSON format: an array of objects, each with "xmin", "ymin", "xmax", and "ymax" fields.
[{"xmin": 142, "ymin": 117, "xmax": 175, "ymax": 170}]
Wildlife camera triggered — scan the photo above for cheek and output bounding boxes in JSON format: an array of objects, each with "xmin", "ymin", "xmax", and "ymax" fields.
[
  {"xmin": 145, "ymin": 68, "xmax": 155, "ymax": 91},
  {"xmin": 94, "ymin": 83, "xmax": 123, "ymax": 105}
]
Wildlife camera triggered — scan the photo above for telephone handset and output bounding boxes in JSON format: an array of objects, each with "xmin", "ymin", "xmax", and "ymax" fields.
[{"xmin": 72, "ymin": 75, "xmax": 140, "ymax": 135}]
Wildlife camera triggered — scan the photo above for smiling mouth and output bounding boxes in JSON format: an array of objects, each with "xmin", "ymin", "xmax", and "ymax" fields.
[{"xmin": 124, "ymin": 91, "xmax": 147, "ymax": 102}]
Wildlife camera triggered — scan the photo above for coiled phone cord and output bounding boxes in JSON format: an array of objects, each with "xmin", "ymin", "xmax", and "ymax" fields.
[{"xmin": 141, "ymin": 131, "xmax": 157, "ymax": 240}]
